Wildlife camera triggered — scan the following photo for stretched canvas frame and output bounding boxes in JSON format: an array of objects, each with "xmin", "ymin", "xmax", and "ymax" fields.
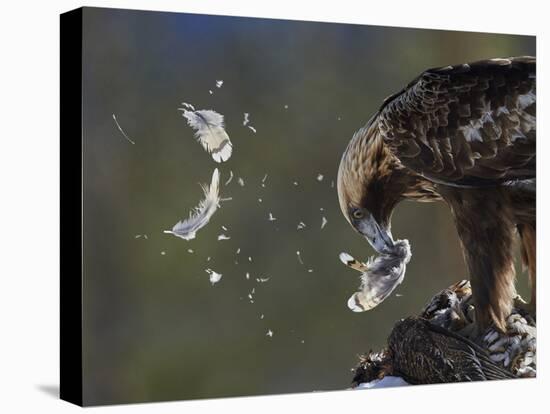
[{"xmin": 60, "ymin": 6, "xmax": 536, "ymax": 407}]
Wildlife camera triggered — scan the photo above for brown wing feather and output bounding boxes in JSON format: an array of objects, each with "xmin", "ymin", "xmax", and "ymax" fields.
[
  {"xmin": 388, "ymin": 317, "xmax": 515, "ymax": 384},
  {"xmin": 376, "ymin": 57, "xmax": 535, "ymax": 187}
]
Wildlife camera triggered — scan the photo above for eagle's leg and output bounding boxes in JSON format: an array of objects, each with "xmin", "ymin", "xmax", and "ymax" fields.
[
  {"xmin": 446, "ymin": 190, "xmax": 517, "ymax": 333},
  {"xmin": 518, "ymin": 223, "xmax": 536, "ymax": 316}
]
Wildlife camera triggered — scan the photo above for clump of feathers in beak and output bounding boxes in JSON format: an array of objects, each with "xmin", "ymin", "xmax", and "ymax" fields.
[{"xmin": 340, "ymin": 239, "xmax": 412, "ymax": 312}]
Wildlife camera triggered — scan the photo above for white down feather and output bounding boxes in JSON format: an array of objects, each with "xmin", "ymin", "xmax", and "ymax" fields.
[{"xmin": 180, "ymin": 109, "xmax": 233, "ymax": 163}]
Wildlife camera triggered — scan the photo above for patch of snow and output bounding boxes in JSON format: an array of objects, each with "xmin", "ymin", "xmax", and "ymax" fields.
[{"xmin": 355, "ymin": 376, "xmax": 409, "ymax": 389}]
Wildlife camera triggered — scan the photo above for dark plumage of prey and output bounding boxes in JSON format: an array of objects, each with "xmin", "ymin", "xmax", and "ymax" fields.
[
  {"xmin": 340, "ymin": 239, "xmax": 411, "ymax": 312},
  {"xmin": 352, "ymin": 316, "xmax": 515, "ymax": 386}
]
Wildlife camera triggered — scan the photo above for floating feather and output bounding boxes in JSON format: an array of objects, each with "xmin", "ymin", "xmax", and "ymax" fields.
[
  {"xmin": 112, "ymin": 114, "xmax": 136, "ymax": 145},
  {"xmin": 224, "ymin": 170, "xmax": 234, "ymax": 186},
  {"xmin": 205, "ymin": 268, "xmax": 222, "ymax": 285},
  {"xmin": 179, "ymin": 108, "xmax": 233, "ymax": 163},
  {"xmin": 163, "ymin": 168, "xmax": 220, "ymax": 240},
  {"xmin": 296, "ymin": 251, "xmax": 304, "ymax": 265},
  {"xmin": 341, "ymin": 239, "xmax": 411, "ymax": 312}
]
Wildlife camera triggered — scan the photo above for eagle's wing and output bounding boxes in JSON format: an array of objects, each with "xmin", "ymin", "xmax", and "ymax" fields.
[{"xmin": 376, "ymin": 57, "xmax": 535, "ymax": 187}]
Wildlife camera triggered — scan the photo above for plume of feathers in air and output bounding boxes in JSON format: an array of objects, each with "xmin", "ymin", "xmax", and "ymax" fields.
[
  {"xmin": 163, "ymin": 168, "xmax": 220, "ymax": 240},
  {"xmin": 179, "ymin": 105, "xmax": 233, "ymax": 163},
  {"xmin": 340, "ymin": 239, "xmax": 412, "ymax": 312}
]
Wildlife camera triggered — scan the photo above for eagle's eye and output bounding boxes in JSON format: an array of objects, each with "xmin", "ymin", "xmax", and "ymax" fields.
[{"xmin": 351, "ymin": 208, "xmax": 364, "ymax": 219}]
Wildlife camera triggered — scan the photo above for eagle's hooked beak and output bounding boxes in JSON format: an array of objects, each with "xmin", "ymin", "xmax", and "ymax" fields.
[{"xmin": 356, "ymin": 214, "xmax": 395, "ymax": 254}]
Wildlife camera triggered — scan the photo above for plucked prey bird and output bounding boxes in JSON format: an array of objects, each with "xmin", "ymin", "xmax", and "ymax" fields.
[
  {"xmin": 352, "ymin": 316, "xmax": 515, "ymax": 386},
  {"xmin": 337, "ymin": 57, "xmax": 536, "ymax": 331},
  {"xmin": 352, "ymin": 280, "xmax": 535, "ymax": 387}
]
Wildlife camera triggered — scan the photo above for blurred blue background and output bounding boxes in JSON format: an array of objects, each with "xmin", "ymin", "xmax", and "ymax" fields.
[{"xmin": 81, "ymin": 7, "xmax": 535, "ymax": 405}]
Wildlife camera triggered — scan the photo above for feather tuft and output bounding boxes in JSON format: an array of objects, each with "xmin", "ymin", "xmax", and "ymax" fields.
[
  {"xmin": 164, "ymin": 168, "xmax": 220, "ymax": 240},
  {"xmin": 343, "ymin": 240, "xmax": 412, "ymax": 312},
  {"xmin": 180, "ymin": 108, "xmax": 233, "ymax": 162}
]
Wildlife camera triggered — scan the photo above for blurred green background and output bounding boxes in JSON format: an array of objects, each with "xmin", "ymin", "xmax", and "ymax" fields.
[{"xmin": 81, "ymin": 7, "xmax": 535, "ymax": 405}]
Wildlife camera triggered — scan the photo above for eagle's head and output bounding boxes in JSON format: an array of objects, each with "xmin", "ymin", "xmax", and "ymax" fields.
[{"xmin": 337, "ymin": 125, "xmax": 409, "ymax": 254}]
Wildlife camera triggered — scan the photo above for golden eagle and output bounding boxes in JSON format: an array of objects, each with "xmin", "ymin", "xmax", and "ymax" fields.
[{"xmin": 337, "ymin": 57, "xmax": 536, "ymax": 331}]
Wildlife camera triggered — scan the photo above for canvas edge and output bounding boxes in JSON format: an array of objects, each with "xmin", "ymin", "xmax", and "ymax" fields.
[{"xmin": 60, "ymin": 7, "xmax": 84, "ymax": 407}]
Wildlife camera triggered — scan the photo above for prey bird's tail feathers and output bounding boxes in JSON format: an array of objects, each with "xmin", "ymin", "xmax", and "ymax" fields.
[{"xmin": 180, "ymin": 108, "xmax": 233, "ymax": 163}]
